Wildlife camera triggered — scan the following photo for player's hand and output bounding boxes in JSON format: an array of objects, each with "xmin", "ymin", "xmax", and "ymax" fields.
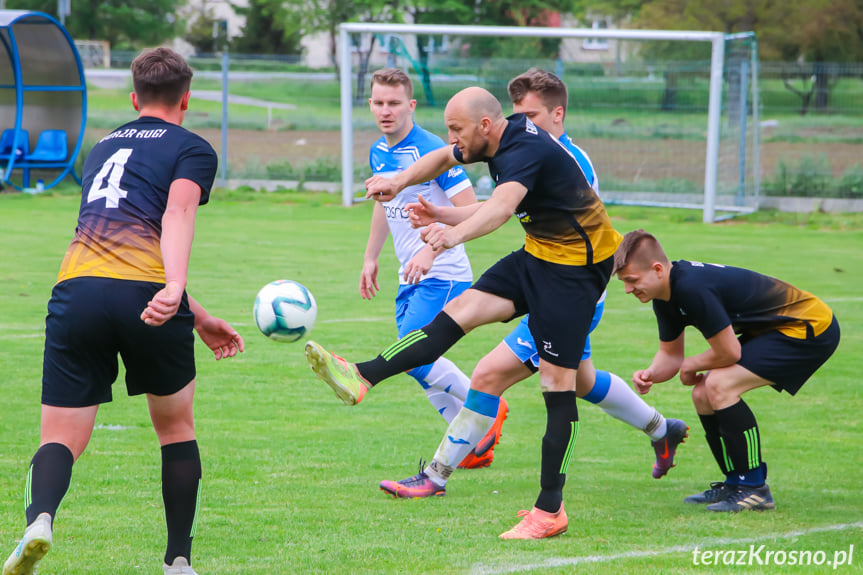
[
  {"xmin": 195, "ymin": 315, "xmax": 244, "ymax": 360},
  {"xmin": 679, "ymin": 368, "xmax": 705, "ymax": 386},
  {"xmin": 406, "ymin": 195, "xmax": 438, "ymax": 228},
  {"xmin": 365, "ymin": 175, "xmax": 398, "ymax": 202},
  {"xmin": 420, "ymin": 224, "xmax": 459, "ymax": 251},
  {"xmin": 632, "ymin": 369, "xmax": 655, "ymax": 395},
  {"xmin": 404, "ymin": 250, "xmax": 434, "ymax": 285},
  {"xmin": 141, "ymin": 281, "xmax": 184, "ymax": 326},
  {"xmin": 359, "ymin": 260, "xmax": 380, "ymax": 299}
]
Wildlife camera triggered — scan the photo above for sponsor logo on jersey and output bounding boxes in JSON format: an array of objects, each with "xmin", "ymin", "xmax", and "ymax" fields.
[{"xmin": 384, "ymin": 205, "xmax": 411, "ymax": 219}]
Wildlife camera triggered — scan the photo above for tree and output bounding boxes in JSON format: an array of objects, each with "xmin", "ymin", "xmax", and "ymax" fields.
[
  {"xmin": 466, "ymin": 0, "xmax": 574, "ymax": 59},
  {"xmin": 587, "ymin": 0, "xmax": 863, "ymax": 113},
  {"xmin": 233, "ymin": 0, "xmax": 304, "ymax": 55},
  {"xmin": 401, "ymin": 0, "xmax": 474, "ymax": 105},
  {"xmin": 184, "ymin": 4, "xmax": 223, "ymax": 54},
  {"xmin": 293, "ymin": 0, "xmax": 401, "ymax": 98},
  {"xmin": 9, "ymin": 0, "xmax": 185, "ymax": 49},
  {"xmin": 764, "ymin": 0, "xmax": 863, "ymax": 111}
]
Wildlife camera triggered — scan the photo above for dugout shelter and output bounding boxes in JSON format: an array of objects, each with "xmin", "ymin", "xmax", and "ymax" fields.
[{"xmin": 0, "ymin": 10, "xmax": 86, "ymax": 190}]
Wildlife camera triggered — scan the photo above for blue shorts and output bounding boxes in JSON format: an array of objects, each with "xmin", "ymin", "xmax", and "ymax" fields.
[
  {"xmin": 395, "ymin": 278, "xmax": 471, "ymax": 337},
  {"xmin": 395, "ymin": 278, "xmax": 471, "ymax": 382},
  {"xmin": 42, "ymin": 277, "xmax": 196, "ymax": 407},
  {"xmin": 503, "ymin": 294, "xmax": 606, "ymax": 372}
]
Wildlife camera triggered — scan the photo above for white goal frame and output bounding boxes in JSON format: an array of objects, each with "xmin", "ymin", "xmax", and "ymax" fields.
[{"xmin": 338, "ymin": 23, "xmax": 760, "ymax": 223}]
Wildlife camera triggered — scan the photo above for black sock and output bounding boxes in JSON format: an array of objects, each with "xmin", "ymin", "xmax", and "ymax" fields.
[
  {"xmin": 534, "ymin": 391, "xmax": 578, "ymax": 513},
  {"xmin": 699, "ymin": 413, "xmax": 732, "ymax": 476},
  {"xmin": 356, "ymin": 312, "xmax": 465, "ymax": 386},
  {"xmin": 25, "ymin": 442, "xmax": 74, "ymax": 525},
  {"xmin": 715, "ymin": 400, "xmax": 763, "ymax": 479},
  {"xmin": 162, "ymin": 440, "xmax": 202, "ymax": 565}
]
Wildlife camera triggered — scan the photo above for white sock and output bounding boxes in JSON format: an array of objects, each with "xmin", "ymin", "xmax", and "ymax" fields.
[
  {"xmin": 420, "ymin": 357, "xmax": 470, "ymax": 424},
  {"xmin": 588, "ymin": 371, "xmax": 667, "ymax": 440},
  {"xmin": 425, "ymin": 405, "xmax": 495, "ymax": 486},
  {"xmin": 424, "ymin": 389, "xmax": 463, "ymax": 424}
]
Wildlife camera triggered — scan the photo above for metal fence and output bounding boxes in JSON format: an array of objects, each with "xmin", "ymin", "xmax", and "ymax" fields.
[{"xmin": 81, "ymin": 52, "xmax": 863, "ymax": 204}]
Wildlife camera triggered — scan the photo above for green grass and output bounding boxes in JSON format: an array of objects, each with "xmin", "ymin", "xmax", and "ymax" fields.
[{"xmin": 0, "ymin": 191, "xmax": 861, "ymax": 574}]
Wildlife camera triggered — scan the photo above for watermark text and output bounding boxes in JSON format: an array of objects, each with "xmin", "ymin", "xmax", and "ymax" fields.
[{"xmin": 692, "ymin": 544, "xmax": 854, "ymax": 569}]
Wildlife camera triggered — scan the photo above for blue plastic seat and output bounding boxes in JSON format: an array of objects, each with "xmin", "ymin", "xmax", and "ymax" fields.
[
  {"xmin": 0, "ymin": 129, "xmax": 29, "ymax": 159},
  {"xmin": 25, "ymin": 129, "xmax": 67, "ymax": 162}
]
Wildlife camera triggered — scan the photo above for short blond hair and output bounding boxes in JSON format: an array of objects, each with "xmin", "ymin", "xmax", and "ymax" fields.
[
  {"xmin": 370, "ymin": 68, "xmax": 413, "ymax": 100},
  {"xmin": 613, "ymin": 229, "xmax": 669, "ymax": 274}
]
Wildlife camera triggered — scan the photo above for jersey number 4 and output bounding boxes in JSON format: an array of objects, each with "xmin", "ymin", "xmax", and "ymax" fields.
[{"xmin": 87, "ymin": 148, "xmax": 133, "ymax": 208}]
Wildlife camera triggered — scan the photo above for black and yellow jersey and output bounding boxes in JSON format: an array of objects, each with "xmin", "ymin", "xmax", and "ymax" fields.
[
  {"xmin": 56, "ymin": 117, "xmax": 217, "ymax": 284},
  {"xmin": 653, "ymin": 260, "xmax": 834, "ymax": 341},
  {"xmin": 454, "ymin": 113, "xmax": 621, "ymax": 266}
]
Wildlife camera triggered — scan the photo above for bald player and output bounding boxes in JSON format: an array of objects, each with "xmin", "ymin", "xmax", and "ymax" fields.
[{"xmin": 305, "ymin": 87, "xmax": 622, "ymax": 539}]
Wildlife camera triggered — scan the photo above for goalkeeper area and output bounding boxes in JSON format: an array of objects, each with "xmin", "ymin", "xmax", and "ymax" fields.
[{"xmin": 339, "ymin": 24, "xmax": 760, "ymax": 222}]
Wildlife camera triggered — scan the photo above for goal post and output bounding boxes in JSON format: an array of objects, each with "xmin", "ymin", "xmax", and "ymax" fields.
[{"xmin": 339, "ymin": 23, "xmax": 759, "ymax": 223}]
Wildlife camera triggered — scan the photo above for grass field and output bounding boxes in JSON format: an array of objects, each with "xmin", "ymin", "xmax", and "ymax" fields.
[{"xmin": 0, "ymin": 190, "xmax": 861, "ymax": 574}]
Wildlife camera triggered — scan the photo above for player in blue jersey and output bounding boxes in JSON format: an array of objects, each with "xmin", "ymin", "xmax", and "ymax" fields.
[
  {"xmin": 615, "ymin": 230, "xmax": 840, "ymax": 512},
  {"xmin": 378, "ymin": 69, "xmax": 688, "ymax": 501},
  {"xmin": 2, "ymin": 48, "xmax": 244, "ymax": 575},
  {"xmin": 307, "ymin": 86, "xmax": 622, "ymax": 538},
  {"xmin": 336, "ymin": 68, "xmax": 505, "ymax": 469}
]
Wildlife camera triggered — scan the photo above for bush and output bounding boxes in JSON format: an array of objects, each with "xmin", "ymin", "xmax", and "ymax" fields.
[{"xmin": 763, "ymin": 155, "xmax": 863, "ymax": 199}]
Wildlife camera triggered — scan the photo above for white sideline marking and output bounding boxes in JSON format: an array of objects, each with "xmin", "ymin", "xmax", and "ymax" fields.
[
  {"xmin": 1, "ymin": 333, "xmax": 43, "ymax": 340},
  {"xmin": 824, "ymin": 297, "xmax": 863, "ymax": 303},
  {"xmin": 470, "ymin": 521, "xmax": 863, "ymax": 574}
]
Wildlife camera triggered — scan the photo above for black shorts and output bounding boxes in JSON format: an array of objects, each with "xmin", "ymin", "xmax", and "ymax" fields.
[
  {"xmin": 472, "ymin": 248, "xmax": 612, "ymax": 369},
  {"xmin": 737, "ymin": 315, "xmax": 840, "ymax": 395},
  {"xmin": 42, "ymin": 277, "xmax": 196, "ymax": 407}
]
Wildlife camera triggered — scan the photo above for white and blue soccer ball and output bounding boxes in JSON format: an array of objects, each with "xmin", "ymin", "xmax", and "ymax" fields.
[{"xmin": 253, "ymin": 280, "xmax": 317, "ymax": 342}]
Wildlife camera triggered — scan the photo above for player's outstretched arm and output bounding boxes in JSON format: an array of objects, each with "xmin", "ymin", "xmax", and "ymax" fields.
[
  {"xmin": 633, "ymin": 335, "xmax": 685, "ymax": 394},
  {"xmin": 188, "ymin": 295, "xmax": 245, "ymax": 360},
  {"xmin": 407, "ymin": 187, "xmax": 482, "ymax": 228},
  {"xmin": 365, "ymin": 147, "xmax": 459, "ymax": 201},
  {"xmin": 142, "ymin": 178, "xmax": 200, "ymax": 326},
  {"xmin": 422, "ymin": 181, "xmax": 525, "ymax": 250}
]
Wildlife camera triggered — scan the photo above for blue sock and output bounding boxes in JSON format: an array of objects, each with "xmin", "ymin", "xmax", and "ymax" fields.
[{"xmin": 582, "ymin": 370, "xmax": 611, "ymax": 404}]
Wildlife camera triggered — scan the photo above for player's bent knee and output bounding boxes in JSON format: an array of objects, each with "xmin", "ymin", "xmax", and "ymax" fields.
[
  {"xmin": 690, "ymin": 382, "xmax": 712, "ymax": 411},
  {"xmin": 471, "ymin": 363, "xmax": 502, "ymax": 395},
  {"xmin": 703, "ymin": 372, "xmax": 739, "ymax": 407}
]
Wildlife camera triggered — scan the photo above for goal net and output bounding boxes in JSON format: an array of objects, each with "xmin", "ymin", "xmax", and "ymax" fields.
[{"xmin": 338, "ymin": 23, "xmax": 760, "ymax": 223}]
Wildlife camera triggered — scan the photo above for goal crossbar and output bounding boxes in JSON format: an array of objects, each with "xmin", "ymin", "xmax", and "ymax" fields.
[{"xmin": 339, "ymin": 23, "xmax": 755, "ymax": 223}]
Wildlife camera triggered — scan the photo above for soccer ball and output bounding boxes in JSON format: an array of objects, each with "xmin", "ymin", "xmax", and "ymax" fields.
[{"xmin": 253, "ymin": 280, "xmax": 317, "ymax": 342}]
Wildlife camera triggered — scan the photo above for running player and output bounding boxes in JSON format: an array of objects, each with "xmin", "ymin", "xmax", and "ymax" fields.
[
  {"xmin": 614, "ymin": 229, "xmax": 840, "ymax": 512},
  {"xmin": 378, "ymin": 69, "xmax": 687, "ymax": 502},
  {"xmin": 357, "ymin": 68, "xmax": 507, "ymax": 469},
  {"xmin": 2, "ymin": 48, "xmax": 243, "ymax": 575},
  {"xmin": 306, "ymin": 86, "xmax": 621, "ymax": 538}
]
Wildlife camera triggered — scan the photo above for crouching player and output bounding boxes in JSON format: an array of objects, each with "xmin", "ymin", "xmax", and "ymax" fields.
[{"xmin": 614, "ymin": 230, "xmax": 840, "ymax": 512}]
